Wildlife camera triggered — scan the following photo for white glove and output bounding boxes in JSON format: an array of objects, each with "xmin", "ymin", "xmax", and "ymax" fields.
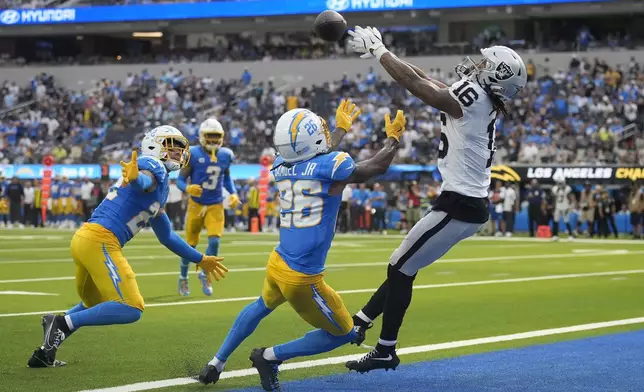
[{"xmin": 347, "ymin": 26, "xmax": 389, "ymax": 60}]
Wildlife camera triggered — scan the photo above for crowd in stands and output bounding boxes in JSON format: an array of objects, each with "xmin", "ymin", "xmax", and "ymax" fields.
[{"xmin": 1, "ymin": 52, "xmax": 643, "ymax": 166}]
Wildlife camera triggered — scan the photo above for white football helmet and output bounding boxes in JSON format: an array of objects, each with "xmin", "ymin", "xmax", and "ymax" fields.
[
  {"xmin": 141, "ymin": 125, "xmax": 190, "ymax": 172},
  {"xmin": 553, "ymin": 171, "xmax": 566, "ymax": 184},
  {"xmin": 199, "ymin": 118, "xmax": 224, "ymax": 151},
  {"xmin": 456, "ymin": 45, "xmax": 527, "ymax": 101},
  {"xmin": 273, "ymin": 108, "xmax": 331, "ymax": 163}
]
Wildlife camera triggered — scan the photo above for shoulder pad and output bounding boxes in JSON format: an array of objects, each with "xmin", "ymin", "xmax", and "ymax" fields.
[
  {"xmin": 138, "ymin": 156, "xmax": 167, "ymax": 181},
  {"xmin": 323, "ymin": 151, "xmax": 355, "ymax": 181},
  {"xmin": 271, "ymin": 155, "xmax": 285, "ymax": 171}
]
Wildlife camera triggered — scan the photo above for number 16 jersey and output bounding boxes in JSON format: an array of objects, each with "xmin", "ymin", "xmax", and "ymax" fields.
[
  {"xmin": 439, "ymin": 78, "xmax": 495, "ymax": 199},
  {"xmin": 271, "ymin": 151, "xmax": 355, "ymax": 275}
]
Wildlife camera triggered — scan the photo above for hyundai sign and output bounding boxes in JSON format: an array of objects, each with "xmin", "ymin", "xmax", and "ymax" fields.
[{"xmin": 0, "ymin": 0, "xmax": 611, "ymax": 26}]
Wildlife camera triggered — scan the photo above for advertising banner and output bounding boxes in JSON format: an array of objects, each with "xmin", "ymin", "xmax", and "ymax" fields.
[
  {"xmin": 0, "ymin": 0, "xmax": 610, "ymax": 26},
  {"xmin": 491, "ymin": 165, "xmax": 644, "ymax": 184}
]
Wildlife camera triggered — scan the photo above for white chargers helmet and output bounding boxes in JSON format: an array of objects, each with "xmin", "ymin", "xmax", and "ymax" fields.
[
  {"xmin": 456, "ymin": 45, "xmax": 527, "ymax": 101},
  {"xmin": 273, "ymin": 108, "xmax": 331, "ymax": 163},
  {"xmin": 141, "ymin": 125, "xmax": 190, "ymax": 172},
  {"xmin": 199, "ymin": 118, "xmax": 224, "ymax": 151}
]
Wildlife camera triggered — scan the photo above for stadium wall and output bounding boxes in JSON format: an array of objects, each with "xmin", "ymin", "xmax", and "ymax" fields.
[{"xmin": 4, "ymin": 50, "xmax": 642, "ymax": 88}]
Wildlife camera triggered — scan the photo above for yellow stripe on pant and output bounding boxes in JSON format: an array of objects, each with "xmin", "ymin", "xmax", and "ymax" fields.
[
  {"xmin": 71, "ymin": 223, "xmax": 144, "ymax": 310},
  {"xmin": 261, "ymin": 250, "xmax": 353, "ymax": 336}
]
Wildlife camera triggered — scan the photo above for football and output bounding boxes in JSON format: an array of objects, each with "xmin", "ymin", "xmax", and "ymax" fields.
[{"xmin": 314, "ymin": 10, "xmax": 347, "ymax": 42}]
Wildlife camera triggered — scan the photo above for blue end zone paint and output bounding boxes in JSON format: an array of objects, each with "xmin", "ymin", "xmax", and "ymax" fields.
[{"xmin": 232, "ymin": 330, "xmax": 644, "ymax": 391}]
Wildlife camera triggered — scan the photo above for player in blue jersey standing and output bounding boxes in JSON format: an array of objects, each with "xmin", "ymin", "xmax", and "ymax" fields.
[
  {"xmin": 199, "ymin": 100, "xmax": 406, "ymax": 391},
  {"xmin": 176, "ymin": 118, "xmax": 240, "ymax": 296},
  {"xmin": 27, "ymin": 126, "xmax": 228, "ymax": 368}
]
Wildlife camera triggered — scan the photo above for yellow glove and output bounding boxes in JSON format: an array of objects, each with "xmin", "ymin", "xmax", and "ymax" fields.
[
  {"xmin": 228, "ymin": 194, "xmax": 241, "ymax": 209},
  {"xmin": 0, "ymin": 199, "xmax": 6, "ymax": 210},
  {"xmin": 186, "ymin": 184, "xmax": 203, "ymax": 198},
  {"xmin": 120, "ymin": 150, "xmax": 139, "ymax": 187},
  {"xmin": 335, "ymin": 99, "xmax": 361, "ymax": 132},
  {"xmin": 384, "ymin": 110, "xmax": 406, "ymax": 142},
  {"xmin": 198, "ymin": 255, "xmax": 228, "ymax": 282}
]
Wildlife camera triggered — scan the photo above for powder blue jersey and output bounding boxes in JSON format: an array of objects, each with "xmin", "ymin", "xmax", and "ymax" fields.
[
  {"xmin": 272, "ymin": 151, "xmax": 355, "ymax": 275},
  {"xmin": 185, "ymin": 146, "xmax": 235, "ymax": 205},
  {"xmin": 59, "ymin": 181, "xmax": 73, "ymax": 198},
  {"xmin": 89, "ymin": 156, "xmax": 169, "ymax": 247}
]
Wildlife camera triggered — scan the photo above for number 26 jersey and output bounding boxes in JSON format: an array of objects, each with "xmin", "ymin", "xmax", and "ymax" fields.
[
  {"xmin": 438, "ymin": 78, "xmax": 495, "ymax": 199},
  {"xmin": 272, "ymin": 151, "xmax": 355, "ymax": 275},
  {"xmin": 89, "ymin": 156, "xmax": 169, "ymax": 247}
]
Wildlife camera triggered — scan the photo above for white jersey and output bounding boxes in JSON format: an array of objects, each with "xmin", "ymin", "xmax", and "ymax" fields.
[
  {"xmin": 438, "ymin": 78, "xmax": 496, "ymax": 199},
  {"xmin": 552, "ymin": 184, "xmax": 572, "ymax": 210}
]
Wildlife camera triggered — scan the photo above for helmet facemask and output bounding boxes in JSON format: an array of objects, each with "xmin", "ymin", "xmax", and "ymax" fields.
[
  {"xmin": 200, "ymin": 130, "xmax": 224, "ymax": 151},
  {"xmin": 159, "ymin": 135, "xmax": 190, "ymax": 170}
]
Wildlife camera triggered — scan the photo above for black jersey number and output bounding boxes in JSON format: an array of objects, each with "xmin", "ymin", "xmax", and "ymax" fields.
[
  {"xmin": 486, "ymin": 118, "xmax": 496, "ymax": 168},
  {"xmin": 438, "ymin": 112, "xmax": 449, "ymax": 159},
  {"xmin": 453, "ymin": 80, "xmax": 479, "ymax": 107}
]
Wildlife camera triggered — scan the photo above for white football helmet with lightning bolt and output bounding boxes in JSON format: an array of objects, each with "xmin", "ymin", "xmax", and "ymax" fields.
[{"xmin": 273, "ymin": 108, "xmax": 331, "ymax": 163}]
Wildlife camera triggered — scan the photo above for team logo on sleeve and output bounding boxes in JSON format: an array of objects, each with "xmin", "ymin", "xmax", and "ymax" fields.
[{"xmin": 495, "ymin": 62, "xmax": 514, "ymax": 81}]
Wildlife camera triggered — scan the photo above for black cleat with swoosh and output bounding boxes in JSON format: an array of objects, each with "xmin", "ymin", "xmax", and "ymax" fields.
[{"xmin": 345, "ymin": 348, "xmax": 400, "ymax": 373}]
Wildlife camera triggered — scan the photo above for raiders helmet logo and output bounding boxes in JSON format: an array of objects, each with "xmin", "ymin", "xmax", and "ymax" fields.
[{"xmin": 495, "ymin": 62, "xmax": 514, "ymax": 81}]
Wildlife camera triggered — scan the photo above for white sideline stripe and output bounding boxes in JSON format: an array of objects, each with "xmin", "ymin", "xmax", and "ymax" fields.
[
  {"xmin": 1, "ymin": 249, "xmax": 641, "ymax": 283},
  {"xmin": 0, "ymin": 290, "xmax": 58, "ymax": 296},
  {"xmin": 0, "ymin": 242, "xmax": 540, "ymax": 257},
  {"xmin": 80, "ymin": 315, "xmax": 644, "ymax": 392},
  {"xmin": 3, "ymin": 269, "xmax": 644, "ymax": 319}
]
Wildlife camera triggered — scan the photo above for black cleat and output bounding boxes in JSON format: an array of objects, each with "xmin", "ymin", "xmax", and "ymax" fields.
[
  {"xmin": 346, "ymin": 348, "xmax": 400, "ymax": 373},
  {"xmin": 198, "ymin": 364, "xmax": 221, "ymax": 385},
  {"xmin": 351, "ymin": 315, "xmax": 373, "ymax": 346},
  {"xmin": 27, "ymin": 348, "xmax": 67, "ymax": 368},
  {"xmin": 41, "ymin": 314, "xmax": 72, "ymax": 352},
  {"xmin": 27, "ymin": 313, "xmax": 72, "ymax": 368},
  {"xmin": 249, "ymin": 348, "xmax": 282, "ymax": 391}
]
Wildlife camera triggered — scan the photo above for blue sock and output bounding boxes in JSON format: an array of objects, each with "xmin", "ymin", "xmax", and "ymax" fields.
[
  {"xmin": 68, "ymin": 301, "xmax": 141, "ymax": 330},
  {"xmin": 206, "ymin": 236, "xmax": 220, "ymax": 256},
  {"xmin": 65, "ymin": 302, "xmax": 87, "ymax": 315},
  {"xmin": 179, "ymin": 258, "xmax": 191, "ymax": 279},
  {"xmin": 180, "ymin": 245, "xmax": 197, "ymax": 279},
  {"xmin": 273, "ymin": 328, "xmax": 357, "ymax": 361},
  {"xmin": 216, "ymin": 297, "xmax": 272, "ymax": 361}
]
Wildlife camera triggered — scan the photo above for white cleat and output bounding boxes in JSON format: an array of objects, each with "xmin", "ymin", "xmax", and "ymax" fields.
[
  {"xmin": 568, "ymin": 236, "xmax": 575, "ymax": 242},
  {"xmin": 552, "ymin": 236, "xmax": 560, "ymax": 241},
  {"xmin": 198, "ymin": 270, "xmax": 213, "ymax": 296}
]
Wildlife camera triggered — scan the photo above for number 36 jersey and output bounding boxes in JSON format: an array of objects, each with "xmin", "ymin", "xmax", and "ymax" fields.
[
  {"xmin": 439, "ymin": 78, "xmax": 495, "ymax": 199},
  {"xmin": 272, "ymin": 151, "xmax": 355, "ymax": 275},
  {"xmin": 89, "ymin": 156, "xmax": 169, "ymax": 247}
]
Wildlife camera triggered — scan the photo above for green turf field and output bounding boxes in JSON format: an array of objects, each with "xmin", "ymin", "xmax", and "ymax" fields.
[{"xmin": 1, "ymin": 229, "xmax": 643, "ymax": 392}]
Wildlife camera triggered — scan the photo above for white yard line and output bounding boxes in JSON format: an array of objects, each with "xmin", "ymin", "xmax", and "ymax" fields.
[
  {"xmin": 2, "ymin": 268, "xmax": 643, "ymax": 318},
  {"xmin": 79, "ymin": 315, "xmax": 644, "ymax": 392},
  {"xmin": 0, "ymin": 291, "xmax": 58, "ymax": 296},
  {"xmin": 0, "ymin": 250, "xmax": 641, "ymax": 283},
  {"xmin": 0, "ymin": 241, "xmax": 540, "ymax": 256}
]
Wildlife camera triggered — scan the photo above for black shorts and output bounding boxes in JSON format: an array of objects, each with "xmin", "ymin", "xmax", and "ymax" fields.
[
  {"xmin": 631, "ymin": 212, "xmax": 642, "ymax": 226},
  {"xmin": 432, "ymin": 191, "xmax": 489, "ymax": 224}
]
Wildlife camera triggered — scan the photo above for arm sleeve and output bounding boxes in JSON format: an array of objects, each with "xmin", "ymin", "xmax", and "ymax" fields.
[
  {"xmin": 130, "ymin": 172, "xmax": 154, "ymax": 193},
  {"xmin": 223, "ymin": 169, "xmax": 236, "ymax": 195},
  {"xmin": 177, "ymin": 172, "xmax": 188, "ymax": 192},
  {"xmin": 150, "ymin": 213, "xmax": 202, "ymax": 263}
]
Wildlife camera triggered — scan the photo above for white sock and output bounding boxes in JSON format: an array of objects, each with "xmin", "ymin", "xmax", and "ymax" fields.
[
  {"xmin": 378, "ymin": 338, "xmax": 397, "ymax": 347},
  {"xmin": 356, "ymin": 310, "xmax": 373, "ymax": 324},
  {"xmin": 208, "ymin": 356, "xmax": 226, "ymax": 372},
  {"xmin": 262, "ymin": 347, "xmax": 278, "ymax": 361},
  {"xmin": 64, "ymin": 315, "xmax": 74, "ymax": 331}
]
